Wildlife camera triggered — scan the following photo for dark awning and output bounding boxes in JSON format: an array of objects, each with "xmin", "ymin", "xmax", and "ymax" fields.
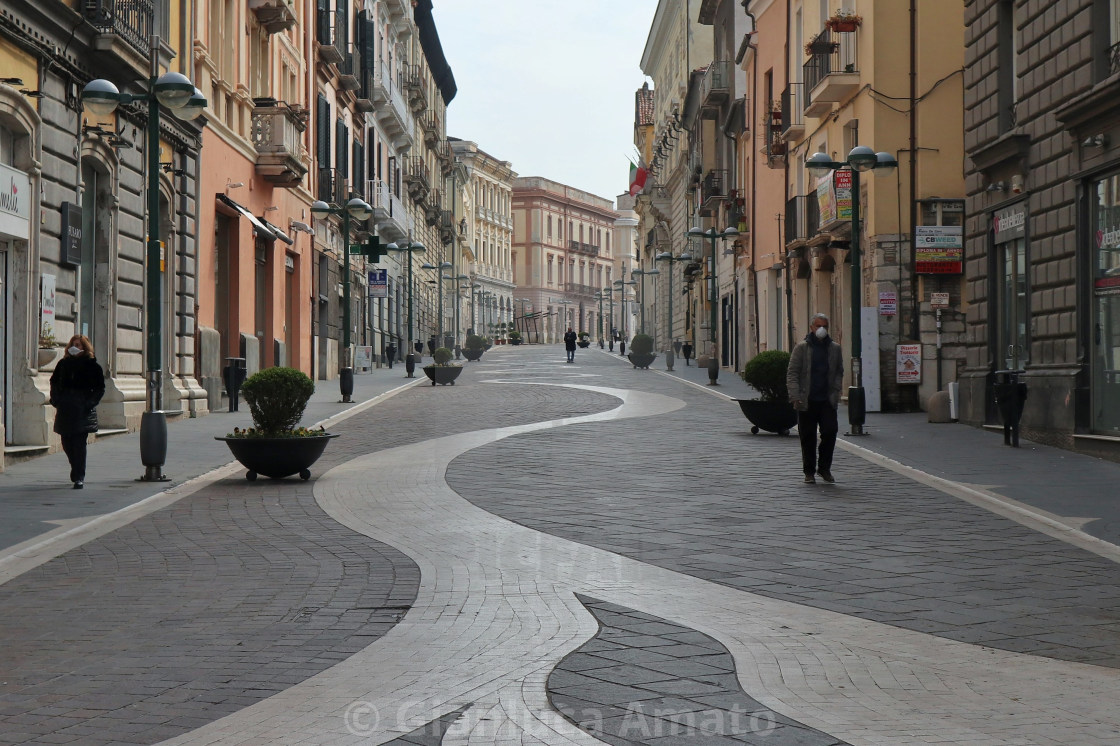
[
  {"xmin": 217, "ymin": 194, "xmax": 276, "ymax": 240},
  {"xmin": 260, "ymin": 217, "xmax": 294, "ymax": 245},
  {"xmin": 414, "ymin": 0, "xmax": 457, "ymax": 104}
]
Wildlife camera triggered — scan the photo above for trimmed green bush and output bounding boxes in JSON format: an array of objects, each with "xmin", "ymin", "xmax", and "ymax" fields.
[
  {"xmin": 465, "ymin": 333, "xmax": 486, "ymax": 350},
  {"xmin": 741, "ymin": 350, "xmax": 791, "ymax": 402},
  {"xmin": 630, "ymin": 333, "xmax": 654, "ymax": 356},
  {"xmin": 509, "ymin": 330, "xmax": 522, "ymax": 339},
  {"xmin": 240, "ymin": 366, "xmax": 315, "ymax": 434},
  {"xmin": 432, "ymin": 347, "xmax": 454, "ymax": 365}
]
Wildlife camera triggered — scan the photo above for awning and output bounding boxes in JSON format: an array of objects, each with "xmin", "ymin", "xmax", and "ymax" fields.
[
  {"xmin": 259, "ymin": 217, "xmax": 294, "ymax": 245},
  {"xmin": 217, "ymin": 194, "xmax": 276, "ymax": 240}
]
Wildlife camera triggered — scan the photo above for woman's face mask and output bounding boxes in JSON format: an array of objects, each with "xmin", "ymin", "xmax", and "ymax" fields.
[{"xmin": 68, "ymin": 345, "xmax": 83, "ymax": 356}]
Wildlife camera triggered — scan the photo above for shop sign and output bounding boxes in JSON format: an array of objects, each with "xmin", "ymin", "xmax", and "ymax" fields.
[
  {"xmin": 879, "ymin": 290, "xmax": 897, "ymax": 316},
  {"xmin": 916, "ymin": 225, "xmax": 963, "ymax": 274},
  {"xmin": 61, "ymin": 202, "xmax": 82, "ymax": 266},
  {"xmin": 40, "ymin": 273, "xmax": 56, "ymax": 334},
  {"xmin": 993, "ymin": 204, "xmax": 1026, "ymax": 243},
  {"xmin": 0, "ymin": 162, "xmax": 31, "ymax": 240},
  {"xmin": 896, "ymin": 343, "xmax": 921, "ymax": 383},
  {"xmin": 931, "ymin": 292, "xmax": 950, "ymax": 309}
]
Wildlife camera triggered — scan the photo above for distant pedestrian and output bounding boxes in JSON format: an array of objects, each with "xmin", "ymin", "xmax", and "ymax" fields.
[
  {"xmin": 563, "ymin": 327, "xmax": 577, "ymax": 363},
  {"xmin": 49, "ymin": 334, "xmax": 105, "ymax": 490},
  {"xmin": 682, "ymin": 341, "xmax": 693, "ymax": 366},
  {"xmin": 786, "ymin": 313, "xmax": 843, "ymax": 484},
  {"xmin": 386, "ymin": 342, "xmax": 396, "ymax": 369},
  {"xmin": 414, "ymin": 340, "xmax": 423, "ymax": 357}
]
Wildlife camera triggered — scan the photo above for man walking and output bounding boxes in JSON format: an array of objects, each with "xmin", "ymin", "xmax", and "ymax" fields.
[
  {"xmin": 786, "ymin": 313, "xmax": 844, "ymax": 483},
  {"xmin": 563, "ymin": 327, "xmax": 577, "ymax": 363}
]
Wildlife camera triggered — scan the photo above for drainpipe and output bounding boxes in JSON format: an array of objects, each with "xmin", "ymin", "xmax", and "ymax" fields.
[
  {"xmin": 908, "ymin": 0, "xmax": 920, "ymax": 409},
  {"xmin": 744, "ymin": 5, "xmax": 759, "ymax": 357}
]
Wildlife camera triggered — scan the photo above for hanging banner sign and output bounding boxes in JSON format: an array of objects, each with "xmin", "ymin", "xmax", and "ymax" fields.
[
  {"xmin": 834, "ymin": 169, "xmax": 853, "ymax": 221},
  {"xmin": 368, "ymin": 268, "xmax": 388, "ymax": 298},
  {"xmin": 816, "ymin": 172, "xmax": 838, "ymax": 225},
  {"xmin": 915, "ymin": 225, "xmax": 963, "ymax": 274}
]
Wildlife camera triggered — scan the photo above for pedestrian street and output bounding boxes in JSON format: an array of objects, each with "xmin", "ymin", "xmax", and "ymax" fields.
[{"xmin": 2, "ymin": 345, "xmax": 1120, "ymax": 745}]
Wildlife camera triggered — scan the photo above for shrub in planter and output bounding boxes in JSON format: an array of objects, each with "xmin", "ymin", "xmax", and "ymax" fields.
[
  {"xmin": 463, "ymin": 334, "xmax": 486, "ymax": 361},
  {"xmin": 423, "ymin": 347, "xmax": 463, "ymax": 385},
  {"xmin": 509, "ymin": 330, "xmax": 523, "ymax": 345},
  {"xmin": 737, "ymin": 350, "xmax": 797, "ymax": 435},
  {"xmin": 217, "ymin": 367, "xmax": 337, "ymax": 480},
  {"xmin": 627, "ymin": 333, "xmax": 657, "ymax": 369}
]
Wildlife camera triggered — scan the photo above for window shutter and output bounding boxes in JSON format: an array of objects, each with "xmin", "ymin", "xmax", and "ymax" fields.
[
  {"xmin": 354, "ymin": 141, "xmax": 365, "ymax": 200},
  {"xmin": 316, "ymin": 0, "xmax": 331, "ymax": 46},
  {"xmin": 336, "ymin": 119, "xmax": 349, "ymax": 181},
  {"xmin": 316, "ymin": 93, "xmax": 331, "ymax": 167}
]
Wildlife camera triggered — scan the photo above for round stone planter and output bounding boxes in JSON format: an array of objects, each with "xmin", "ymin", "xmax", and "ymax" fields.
[
  {"xmin": 736, "ymin": 399, "xmax": 798, "ymax": 436},
  {"xmin": 462, "ymin": 347, "xmax": 484, "ymax": 361},
  {"xmin": 423, "ymin": 365, "xmax": 463, "ymax": 386},
  {"xmin": 627, "ymin": 352, "xmax": 657, "ymax": 369},
  {"xmin": 216, "ymin": 433, "xmax": 339, "ymax": 480}
]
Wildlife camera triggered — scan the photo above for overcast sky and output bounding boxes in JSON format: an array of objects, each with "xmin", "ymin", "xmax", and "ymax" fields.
[{"xmin": 431, "ymin": 1, "xmax": 657, "ymax": 205}]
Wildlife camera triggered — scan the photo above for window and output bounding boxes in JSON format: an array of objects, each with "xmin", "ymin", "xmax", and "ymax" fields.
[
  {"xmin": 992, "ymin": 203, "xmax": 1029, "ymax": 371},
  {"xmin": 1091, "ymin": 173, "xmax": 1120, "ymax": 432},
  {"xmin": 547, "ymin": 215, "xmax": 552, "ymax": 239},
  {"xmin": 548, "ymin": 257, "xmax": 553, "ymax": 284},
  {"xmin": 997, "ymin": 0, "xmax": 1018, "ymax": 131}
]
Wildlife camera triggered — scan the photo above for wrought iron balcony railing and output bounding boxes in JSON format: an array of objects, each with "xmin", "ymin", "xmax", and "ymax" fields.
[{"xmin": 84, "ymin": 0, "xmax": 153, "ymax": 56}]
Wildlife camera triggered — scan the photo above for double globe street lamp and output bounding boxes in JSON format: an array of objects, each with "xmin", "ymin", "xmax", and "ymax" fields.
[
  {"xmin": 805, "ymin": 146, "xmax": 898, "ymax": 435},
  {"xmin": 614, "ymin": 278, "xmax": 636, "ymax": 353},
  {"xmin": 311, "ymin": 197, "xmax": 373, "ymax": 401},
  {"xmin": 386, "ymin": 238, "xmax": 426, "ymax": 377},
  {"xmin": 421, "ymin": 260, "xmax": 453, "ymax": 347},
  {"xmin": 655, "ymin": 250, "xmax": 693, "ymax": 370},
  {"xmin": 631, "ymin": 267, "xmax": 660, "ymax": 336},
  {"xmin": 82, "ymin": 41, "xmax": 207, "ymax": 482},
  {"xmin": 686, "ymin": 224, "xmax": 739, "ymax": 385}
]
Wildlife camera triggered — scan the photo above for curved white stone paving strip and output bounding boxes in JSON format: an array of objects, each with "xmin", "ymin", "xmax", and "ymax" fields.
[{"xmin": 157, "ymin": 382, "xmax": 1120, "ymax": 746}]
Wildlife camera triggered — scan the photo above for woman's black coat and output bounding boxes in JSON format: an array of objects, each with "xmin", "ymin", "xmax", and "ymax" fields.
[{"xmin": 49, "ymin": 355, "xmax": 105, "ymax": 435}]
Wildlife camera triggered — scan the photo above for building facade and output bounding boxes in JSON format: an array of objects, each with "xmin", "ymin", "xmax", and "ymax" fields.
[
  {"xmin": 511, "ymin": 178, "xmax": 619, "ymax": 344},
  {"xmin": 963, "ymin": 0, "xmax": 1120, "ymax": 461}
]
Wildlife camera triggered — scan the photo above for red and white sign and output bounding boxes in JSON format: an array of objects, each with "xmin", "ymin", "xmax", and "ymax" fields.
[
  {"xmin": 879, "ymin": 291, "xmax": 897, "ymax": 316},
  {"xmin": 896, "ymin": 343, "xmax": 921, "ymax": 383}
]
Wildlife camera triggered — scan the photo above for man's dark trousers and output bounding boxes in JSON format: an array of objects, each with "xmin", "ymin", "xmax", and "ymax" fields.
[{"xmin": 798, "ymin": 400, "xmax": 838, "ymax": 476}]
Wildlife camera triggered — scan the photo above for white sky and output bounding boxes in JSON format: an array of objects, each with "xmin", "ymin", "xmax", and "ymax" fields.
[{"xmin": 431, "ymin": 1, "xmax": 658, "ymax": 205}]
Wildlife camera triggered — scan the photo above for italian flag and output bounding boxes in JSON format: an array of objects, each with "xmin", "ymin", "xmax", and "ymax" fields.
[{"xmin": 628, "ymin": 162, "xmax": 648, "ymax": 196}]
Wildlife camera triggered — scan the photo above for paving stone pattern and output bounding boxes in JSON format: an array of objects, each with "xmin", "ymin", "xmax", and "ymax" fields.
[
  {"xmin": 551, "ymin": 595, "xmax": 846, "ymax": 746},
  {"xmin": 0, "ymin": 380, "xmax": 620, "ymax": 745},
  {"xmin": 448, "ymin": 359, "xmax": 1120, "ymax": 669}
]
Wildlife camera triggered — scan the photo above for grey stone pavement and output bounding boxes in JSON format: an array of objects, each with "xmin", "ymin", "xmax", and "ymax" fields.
[{"xmin": 0, "ymin": 343, "xmax": 1118, "ymax": 745}]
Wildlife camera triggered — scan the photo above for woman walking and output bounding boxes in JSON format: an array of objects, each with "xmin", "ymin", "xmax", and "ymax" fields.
[{"xmin": 49, "ymin": 334, "xmax": 105, "ymax": 489}]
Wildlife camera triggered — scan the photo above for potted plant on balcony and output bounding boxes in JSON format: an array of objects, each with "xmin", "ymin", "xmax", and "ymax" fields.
[
  {"xmin": 805, "ymin": 38, "xmax": 840, "ymax": 55},
  {"xmin": 577, "ymin": 331, "xmax": 591, "ymax": 348},
  {"xmin": 463, "ymin": 333, "xmax": 486, "ymax": 361},
  {"xmin": 422, "ymin": 346, "xmax": 463, "ymax": 386},
  {"xmin": 736, "ymin": 350, "xmax": 798, "ymax": 436},
  {"xmin": 826, "ymin": 8, "xmax": 862, "ymax": 32},
  {"xmin": 627, "ymin": 333, "xmax": 657, "ymax": 369},
  {"xmin": 216, "ymin": 366, "xmax": 338, "ymax": 480}
]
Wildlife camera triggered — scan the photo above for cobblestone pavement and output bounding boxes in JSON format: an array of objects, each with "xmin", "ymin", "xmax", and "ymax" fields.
[{"xmin": 1, "ymin": 345, "xmax": 1119, "ymax": 745}]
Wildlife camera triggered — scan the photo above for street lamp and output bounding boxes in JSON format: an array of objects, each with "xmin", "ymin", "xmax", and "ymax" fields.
[
  {"xmin": 386, "ymin": 238, "xmax": 426, "ymax": 376},
  {"xmin": 421, "ymin": 260, "xmax": 453, "ymax": 345},
  {"xmin": 470, "ymin": 284, "xmax": 482, "ymax": 335},
  {"xmin": 614, "ymin": 279, "xmax": 636, "ymax": 352},
  {"xmin": 82, "ymin": 39, "xmax": 207, "ymax": 482},
  {"xmin": 311, "ymin": 197, "xmax": 373, "ymax": 401},
  {"xmin": 805, "ymin": 146, "xmax": 898, "ymax": 434},
  {"xmin": 594, "ymin": 291, "xmax": 606, "ymax": 346},
  {"xmin": 655, "ymin": 251, "xmax": 693, "ymax": 370},
  {"xmin": 686, "ymin": 224, "xmax": 739, "ymax": 384},
  {"xmin": 449, "ymin": 274, "xmax": 470, "ymax": 357},
  {"xmin": 631, "ymin": 267, "xmax": 661, "ymax": 335}
]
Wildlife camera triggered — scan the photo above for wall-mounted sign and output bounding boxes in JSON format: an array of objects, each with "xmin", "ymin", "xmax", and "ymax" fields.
[
  {"xmin": 916, "ymin": 225, "xmax": 963, "ymax": 274},
  {"xmin": 40, "ymin": 273, "xmax": 56, "ymax": 335},
  {"xmin": 368, "ymin": 268, "xmax": 388, "ymax": 298},
  {"xmin": 931, "ymin": 292, "xmax": 950, "ymax": 309},
  {"xmin": 896, "ymin": 343, "xmax": 921, "ymax": 383},
  {"xmin": 879, "ymin": 290, "xmax": 897, "ymax": 316},
  {"xmin": 993, "ymin": 204, "xmax": 1027, "ymax": 244},
  {"xmin": 0, "ymin": 162, "xmax": 31, "ymax": 240},
  {"xmin": 61, "ymin": 202, "xmax": 82, "ymax": 266}
]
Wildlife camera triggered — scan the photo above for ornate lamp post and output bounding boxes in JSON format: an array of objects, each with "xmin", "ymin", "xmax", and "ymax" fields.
[
  {"xmin": 655, "ymin": 251, "xmax": 692, "ymax": 370},
  {"xmin": 386, "ymin": 238, "xmax": 426, "ymax": 376},
  {"xmin": 806, "ymin": 146, "xmax": 898, "ymax": 434},
  {"xmin": 594, "ymin": 291, "xmax": 606, "ymax": 346},
  {"xmin": 614, "ymin": 279, "xmax": 636, "ymax": 353},
  {"xmin": 311, "ymin": 197, "xmax": 373, "ymax": 401},
  {"xmin": 470, "ymin": 284, "xmax": 482, "ymax": 334},
  {"xmin": 686, "ymin": 224, "xmax": 739, "ymax": 385},
  {"xmin": 449, "ymin": 273, "xmax": 470, "ymax": 357},
  {"xmin": 631, "ymin": 267, "xmax": 661, "ymax": 335},
  {"xmin": 82, "ymin": 39, "xmax": 207, "ymax": 482},
  {"xmin": 421, "ymin": 260, "xmax": 453, "ymax": 345}
]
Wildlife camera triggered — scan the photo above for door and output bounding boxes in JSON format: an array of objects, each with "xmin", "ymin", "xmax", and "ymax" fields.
[
  {"xmin": 997, "ymin": 238, "xmax": 1029, "ymax": 370},
  {"xmin": 0, "ymin": 241, "xmax": 9, "ymax": 443},
  {"xmin": 1092, "ymin": 174, "xmax": 1120, "ymax": 433}
]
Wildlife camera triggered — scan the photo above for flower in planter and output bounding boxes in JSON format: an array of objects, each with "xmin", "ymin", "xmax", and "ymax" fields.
[
  {"xmin": 38, "ymin": 323, "xmax": 59, "ymax": 349},
  {"xmin": 826, "ymin": 8, "xmax": 862, "ymax": 30}
]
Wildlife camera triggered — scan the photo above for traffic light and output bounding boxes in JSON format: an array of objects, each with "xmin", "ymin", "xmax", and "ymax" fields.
[{"xmin": 363, "ymin": 234, "xmax": 387, "ymax": 262}]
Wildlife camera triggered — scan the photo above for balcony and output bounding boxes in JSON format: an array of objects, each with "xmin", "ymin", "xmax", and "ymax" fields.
[
  {"xmin": 439, "ymin": 209, "xmax": 456, "ymax": 245},
  {"xmin": 404, "ymin": 156, "xmax": 430, "ymax": 201},
  {"xmin": 700, "ymin": 169, "xmax": 728, "ymax": 212},
  {"xmin": 403, "ymin": 63, "xmax": 427, "ymax": 113},
  {"xmin": 84, "ymin": 0, "xmax": 152, "ymax": 69},
  {"xmin": 425, "ymin": 188, "xmax": 443, "ymax": 226},
  {"xmin": 785, "ymin": 195, "xmax": 821, "ymax": 245},
  {"xmin": 251, "ymin": 102, "xmax": 308, "ymax": 187},
  {"xmin": 435, "ymin": 139, "xmax": 453, "ymax": 172},
  {"xmin": 355, "ymin": 69, "xmax": 374, "ymax": 112},
  {"xmin": 565, "ymin": 282, "xmax": 598, "ymax": 298},
  {"xmin": 700, "ymin": 60, "xmax": 732, "ymax": 119},
  {"xmin": 366, "ymin": 180, "xmax": 412, "ymax": 242},
  {"xmin": 780, "ymin": 83, "xmax": 805, "ymax": 140},
  {"xmin": 803, "ymin": 29, "xmax": 859, "ymax": 117},
  {"xmin": 646, "ymin": 184, "xmax": 672, "ymax": 218},
  {"xmin": 568, "ymin": 240, "xmax": 599, "ymax": 257},
  {"xmin": 382, "ymin": 0, "xmax": 410, "ymax": 25},
  {"xmin": 762, "ymin": 131, "xmax": 787, "ymax": 168},
  {"xmin": 250, "ymin": 0, "xmax": 296, "ymax": 34},
  {"xmin": 338, "ymin": 45, "xmax": 360, "ymax": 91},
  {"xmin": 421, "ymin": 110, "xmax": 441, "ymax": 145},
  {"xmin": 316, "ymin": 7, "xmax": 344, "ymax": 64},
  {"xmin": 371, "ymin": 62, "xmax": 413, "ymax": 149},
  {"xmin": 318, "ymin": 167, "xmax": 347, "ymax": 205}
]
